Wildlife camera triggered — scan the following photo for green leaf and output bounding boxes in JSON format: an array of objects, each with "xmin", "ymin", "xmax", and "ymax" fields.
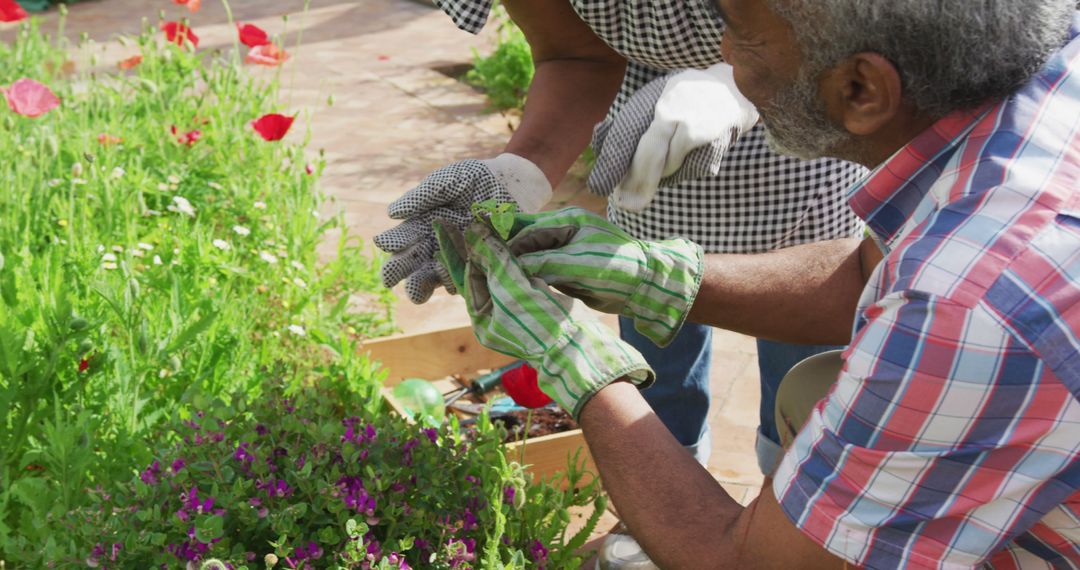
[{"xmin": 194, "ymin": 514, "xmax": 224, "ymax": 543}]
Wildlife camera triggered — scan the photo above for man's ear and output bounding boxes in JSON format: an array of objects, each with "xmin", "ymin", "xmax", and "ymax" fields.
[{"xmin": 822, "ymin": 52, "xmax": 903, "ymax": 136}]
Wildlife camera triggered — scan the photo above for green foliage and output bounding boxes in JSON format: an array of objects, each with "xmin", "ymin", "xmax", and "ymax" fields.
[
  {"xmin": 470, "ymin": 199, "xmax": 517, "ymax": 240},
  {"xmin": 0, "ymin": 17, "xmax": 395, "ymax": 564},
  {"xmin": 465, "ymin": 7, "xmax": 534, "ymax": 111},
  {"xmin": 72, "ymin": 374, "xmax": 603, "ymax": 569}
]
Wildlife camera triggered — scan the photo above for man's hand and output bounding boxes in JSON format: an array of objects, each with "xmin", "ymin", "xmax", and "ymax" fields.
[
  {"xmin": 505, "ymin": 207, "xmax": 703, "ymax": 348},
  {"xmin": 374, "ymin": 154, "xmax": 551, "ymax": 304},
  {"xmin": 433, "ymin": 217, "xmax": 653, "ymax": 419},
  {"xmin": 589, "ymin": 63, "xmax": 759, "ymax": 212}
]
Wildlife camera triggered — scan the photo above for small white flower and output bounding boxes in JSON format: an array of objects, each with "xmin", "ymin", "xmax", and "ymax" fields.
[
  {"xmin": 167, "ymin": 174, "xmax": 181, "ymax": 185},
  {"xmin": 111, "ymin": 167, "xmax": 125, "ymax": 179},
  {"xmin": 111, "ymin": 245, "xmax": 124, "ymax": 253},
  {"xmin": 259, "ymin": 251, "xmax": 278, "ymax": 264},
  {"xmin": 208, "ymin": 181, "xmax": 223, "ymax": 190},
  {"xmin": 233, "ymin": 225, "xmax": 250, "ymax": 237},
  {"xmin": 312, "ymin": 209, "xmax": 319, "ymax": 219},
  {"xmin": 157, "ymin": 183, "xmax": 170, "ymax": 192},
  {"xmin": 212, "ymin": 239, "xmax": 230, "ymax": 251},
  {"xmin": 144, "ymin": 209, "xmax": 162, "ymax": 217},
  {"xmin": 72, "ymin": 178, "xmax": 87, "ymax": 186},
  {"xmin": 102, "ymin": 252, "xmax": 117, "ymax": 262},
  {"xmin": 170, "ymin": 196, "xmax": 196, "ymax": 217},
  {"xmin": 71, "ymin": 162, "xmax": 83, "ymax": 177},
  {"xmin": 253, "ymin": 201, "xmax": 267, "ymax": 210},
  {"xmin": 131, "ymin": 248, "xmax": 145, "ymax": 258},
  {"xmin": 153, "ymin": 255, "xmax": 163, "ymax": 266},
  {"xmin": 293, "ymin": 277, "xmax": 307, "ymax": 289},
  {"xmin": 47, "ymin": 179, "xmax": 62, "ymax": 188},
  {"xmin": 102, "ymin": 262, "xmax": 118, "ymax": 270},
  {"xmin": 96, "ymin": 245, "xmax": 105, "ymax": 253},
  {"xmin": 290, "ymin": 261, "xmax": 305, "ymax": 272},
  {"xmin": 287, "ymin": 324, "xmax": 306, "ymax": 337},
  {"xmin": 173, "ymin": 248, "xmax": 180, "ymax": 254},
  {"xmin": 137, "ymin": 242, "xmax": 154, "ymax": 251}
]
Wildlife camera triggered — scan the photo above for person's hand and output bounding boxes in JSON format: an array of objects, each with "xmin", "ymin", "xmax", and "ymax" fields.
[
  {"xmin": 505, "ymin": 207, "xmax": 703, "ymax": 348},
  {"xmin": 374, "ymin": 154, "xmax": 552, "ymax": 304},
  {"xmin": 433, "ymin": 217, "xmax": 654, "ymax": 419},
  {"xmin": 589, "ymin": 63, "xmax": 759, "ymax": 212}
]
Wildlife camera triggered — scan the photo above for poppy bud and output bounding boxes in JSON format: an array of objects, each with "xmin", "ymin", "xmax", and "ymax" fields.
[
  {"xmin": 69, "ymin": 317, "xmax": 88, "ymax": 331},
  {"xmin": 170, "ymin": 355, "xmax": 182, "ymax": 373},
  {"xmin": 77, "ymin": 339, "xmax": 93, "ymax": 354}
]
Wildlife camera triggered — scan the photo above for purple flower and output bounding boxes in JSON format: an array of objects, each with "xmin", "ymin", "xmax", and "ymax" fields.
[
  {"xmin": 530, "ymin": 540, "xmax": 550, "ymax": 569},
  {"xmin": 256, "ymin": 477, "xmax": 293, "ymax": 499},
  {"xmin": 461, "ymin": 509, "xmax": 478, "ymax": 531},
  {"xmin": 181, "ymin": 486, "xmax": 216, "ymax": 514},
  {"xmin": 171, "ymin": 457, "xmax": 186, "ymax": 473},
  {"xmin": 234, "ymin": 442, "xmax": 255, "ymax": 463},
  {"xmin": 422, "ymin": 427, "xmax": 438, "ymax": 444},
  {"xmin": 86, "ymin": 542, "xmax": 120, "ymax": 567},
  {"xmin": 446, "ymin": 537, "xmax": 476, "ymax": 568},
  {"xmin": 342, "ymin": 418, "xmax": 377, "ymax": 446},
  {"xmin": 386, "ymin": 552, "xmax": 412, "ymax": 570},
  {"xmin": 255, "ymin": 423, "xmax": 268, "ymax": 436},
  {"xmin": 140, "ymin": 460, "xmax": 161, "ymax": 485},
  {"xmin": 337, "ymin": 476, "xmax": 376, "ymax": 515},
  {"xmin": 293, "ymin": 541, "xmax": 324, "ymax": 561},
  {"xmin": 503, "ymin": 486, "xmax": 516, "ymax": 505}
]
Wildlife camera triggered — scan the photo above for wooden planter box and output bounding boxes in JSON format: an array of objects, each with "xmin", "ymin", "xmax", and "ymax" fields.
[{"xmin": 360, "ymin": 325, "xmax": 594, "ymax": 486}]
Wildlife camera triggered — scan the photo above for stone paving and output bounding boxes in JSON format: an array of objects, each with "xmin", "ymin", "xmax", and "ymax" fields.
[{"xmin": 6, "ymin": 0, "xmax": 765, "ymax": 552}]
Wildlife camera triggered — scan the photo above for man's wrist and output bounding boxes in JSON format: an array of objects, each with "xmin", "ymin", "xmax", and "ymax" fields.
[{"xmin": 482, "ymin": 153, "xmax": 553, "ymax": 213}]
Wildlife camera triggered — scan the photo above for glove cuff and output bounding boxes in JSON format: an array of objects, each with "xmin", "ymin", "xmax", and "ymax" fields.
[
  {"xmin": 482, "ymin": 153, "xmax": 552, "ymax": 214},
  {"xmin": 627, "ymin": 238, "xmax": 704, "ymax": 347},
  {"xmin": 537, "ymin": 320, "xmax": 654, "ymax": 420}
]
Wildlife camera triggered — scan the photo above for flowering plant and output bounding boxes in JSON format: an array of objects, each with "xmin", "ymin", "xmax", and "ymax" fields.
[{"xmin": 77, "ymin": 374, "xmax": 606, "ymax": 569}]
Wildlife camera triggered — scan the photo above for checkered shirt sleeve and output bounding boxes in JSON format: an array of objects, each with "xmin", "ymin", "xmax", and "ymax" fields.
[
  {"xmin": 433, "ymin": 0, "xmax": 866, "ymax": 253},
  {"xmin": 774, "ymin": 289, "xmax": 1080, "ymax": 569}
]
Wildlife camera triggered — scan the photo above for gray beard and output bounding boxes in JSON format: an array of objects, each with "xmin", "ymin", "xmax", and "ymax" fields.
[{"xmin": 759, "ymin": 70, "xmax": 851, "ymax": 160}]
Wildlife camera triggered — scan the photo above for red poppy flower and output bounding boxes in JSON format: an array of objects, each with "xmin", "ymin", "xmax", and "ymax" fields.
[
  {"xmin": 305, "ymin": 163, "xmax": 315, "ymax": 175},
  {"xmin": 174, "ymin": 0, "xmax": 200, "ymax": 13},
  {"xmin": 4, "ymin": 78, "xmax": 60, "ymax": 118},
  {"xmin": 161, "ymin": 21, "xmax": 199, "ymax": 49},
  {"xmin": 237, "ymin": 23, "xmax": 270, "ymax": 48},
  {"xmin": 244, "ymin": 43, "xmax": 289, "ymax": 67},
  {"xmin": 79, "ymin": 358, "xmax": 90, "ymax": 373},
  {"xmin": 170, "ymin": 125, "xmax": 202, "ymax": 146},
  {"xmin": 117, "ymin": 55, "xmax": 143, "ymax": 70},
  {"xmin": 251, "ymin": 113, "xmax": 294, "ymax": 141},
  {"xmin": 0, "ymin": 0, "xmax": 27, "ymax": 22},
  {"xmin": 500, "ymin": 363, "xmax": 552, "ymax": 408},
  {"xmin": 98, "ymin": 133, "xmax": 123, "ymax": 146}
]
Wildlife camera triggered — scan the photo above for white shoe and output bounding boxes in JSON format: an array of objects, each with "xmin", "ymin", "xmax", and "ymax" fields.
[{"xmin": 597, "ymin": 525, "xmax": 659, "ymax": 570}]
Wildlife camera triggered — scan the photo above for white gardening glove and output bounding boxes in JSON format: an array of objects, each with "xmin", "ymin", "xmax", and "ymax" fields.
[
  {"xmin": 589, "ymin": 63, "xmax": 759, "ymax": 212},
  {"xmin": 374, "ymin": 153, "xmax": 552, "ymax": 304}
]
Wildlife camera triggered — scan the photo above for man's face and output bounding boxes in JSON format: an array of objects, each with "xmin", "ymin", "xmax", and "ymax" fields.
[{"xmin": 716, "ymin": 0, "xmax": 851, "ymax": 159}]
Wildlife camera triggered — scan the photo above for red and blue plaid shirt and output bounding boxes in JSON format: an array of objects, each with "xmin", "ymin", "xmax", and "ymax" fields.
[{"xmin": 774, "ymin": 15, "xmax": 1080, "ymax": 569}]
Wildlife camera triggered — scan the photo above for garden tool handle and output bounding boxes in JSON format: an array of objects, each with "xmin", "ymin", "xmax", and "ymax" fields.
[{"xmin": 470, "ymin": 361, "xmax": 524, "ymax": 395}]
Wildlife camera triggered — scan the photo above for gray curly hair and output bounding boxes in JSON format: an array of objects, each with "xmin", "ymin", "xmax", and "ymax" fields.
[{"xmin": 767, "ymin": 0, "xmax": 1076, "ymax": 117}]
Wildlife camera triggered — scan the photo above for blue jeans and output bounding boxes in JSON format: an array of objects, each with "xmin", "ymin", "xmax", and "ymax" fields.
[
  {"xmin": 619, "ymin": 316, "xmax": 713, "ymax": 465},
  {"xmin": 620, "ymin": 315, "xmax": 843, "ymax": 473},
  {"xmin": 755, "ymin": 339, "xmax": 846, "ymax": 474}
]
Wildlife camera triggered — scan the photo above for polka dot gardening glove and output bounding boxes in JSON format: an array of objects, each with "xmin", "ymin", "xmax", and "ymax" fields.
[
  {"xmin": 433, "ymin": 217, "xmax": 654, "ymax": 420},
  {"xmin": 507, "ymin": 207, "xmax": 704, "ymax": 348},
  {"xmin": 374, "ymin": 154, "xmax": 552, "ymax": 304},
  {"xmin": 589, "ymin": 63, "xmax": 759, "ymax": 212}
]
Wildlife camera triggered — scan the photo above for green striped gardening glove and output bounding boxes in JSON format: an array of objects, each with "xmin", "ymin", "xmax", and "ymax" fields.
[
  {"xmin": 434, "ymin": 217, "xmax": 654, "ymax": 419},
  {"xmin": 505, "ymin": 207, "xmax": 703, "ymax": 348}
]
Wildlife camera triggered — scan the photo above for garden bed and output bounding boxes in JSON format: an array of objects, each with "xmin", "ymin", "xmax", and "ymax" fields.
[{"xmin": 363, "ymin": 325, "xmax": 596, "ymax": 488}]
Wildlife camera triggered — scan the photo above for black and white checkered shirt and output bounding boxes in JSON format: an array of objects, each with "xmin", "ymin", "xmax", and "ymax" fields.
[{"xmin": 435, "ymin": 0, "xmax": 867, "ymax": 254}]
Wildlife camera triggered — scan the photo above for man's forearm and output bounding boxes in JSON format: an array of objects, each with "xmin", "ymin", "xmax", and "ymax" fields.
[
  {"xmin": 688, "ymin": 237, "xmax": 878, "ymax": 345},
  {"xmin": 578, "ymin": 381, "xmax": 745, "ymax": 568},
  {"xmin": 504, "ymin": 59, "xmax": 626, "ymax": 186}
]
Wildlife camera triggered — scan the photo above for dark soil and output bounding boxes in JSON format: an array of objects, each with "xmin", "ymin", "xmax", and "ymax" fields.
[{"xmin": 493, "ymin": 408, "xmax": 578, "ymax": 444}]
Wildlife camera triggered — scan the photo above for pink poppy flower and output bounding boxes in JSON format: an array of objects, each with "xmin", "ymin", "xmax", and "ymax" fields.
[
  {"xmin": 4, "ymin": 79, "xmax": 60, "ymax": 118},
  {"xmin": 251, "ymin": 113, "xmax": 295, "ymax": 141},
  {"xmin": 98, "ymin": 133, "xmax": 123, "ymax": 146},
  {"xmin": 244, "ymin": 44, "xmax": 289, "ymax": 67},
  {"xmin": 237, "ymin": 23, "xmax": 270, "ymax": 48},
  {"xmin": 0, "ymin": 0, "xmax": 27, "ymax": 22},
  {"xmin": 174, "ymin": 0, "xmax": 200, "ymax": 13},
  {"xmin": 171, "ymin": 125, "xmax": 202, "ymax": 146},
  {"xmin": 161, "ymin": 21, "xmax": 199, "ymax": 49}
]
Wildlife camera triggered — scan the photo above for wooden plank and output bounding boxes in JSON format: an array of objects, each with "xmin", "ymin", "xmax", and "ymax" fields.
[
  {"xmin": 361, "ymin": 326, "xmax": 515, "ymax": 385},
  {"xmin": 506, "ymin": 431, "xmax": 595, "ymax": 487}
]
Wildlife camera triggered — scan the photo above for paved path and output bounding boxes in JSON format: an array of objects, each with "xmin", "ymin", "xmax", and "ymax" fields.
[{"xmin": 6, "ymin": 0, "xmax": 765, "ymax": 551}]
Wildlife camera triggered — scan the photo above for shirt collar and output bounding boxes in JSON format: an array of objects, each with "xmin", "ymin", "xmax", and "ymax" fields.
[{"xmin": 846, "ymin": 104, "xmax": 993, "ymax": 248}]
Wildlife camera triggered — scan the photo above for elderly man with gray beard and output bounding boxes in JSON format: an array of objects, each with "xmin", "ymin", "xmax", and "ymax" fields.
[{"xmin": 432, "ymin": 1, "xmax": 1080, "ymax": 568}]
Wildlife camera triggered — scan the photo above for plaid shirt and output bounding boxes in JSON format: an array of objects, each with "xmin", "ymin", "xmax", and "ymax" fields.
[
  {"xmin": 432, "ymin": 0, "xmax": 865, "ymax": 254},
  {"xmin": 774, "ymin": 17, "xmax": 1080, "ymax": 570}
]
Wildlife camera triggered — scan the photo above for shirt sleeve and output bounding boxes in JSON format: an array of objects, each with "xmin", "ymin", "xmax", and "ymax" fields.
[{"xmin": 772, "ymin": 290, "xmax": 1080, "ymax": 569}]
